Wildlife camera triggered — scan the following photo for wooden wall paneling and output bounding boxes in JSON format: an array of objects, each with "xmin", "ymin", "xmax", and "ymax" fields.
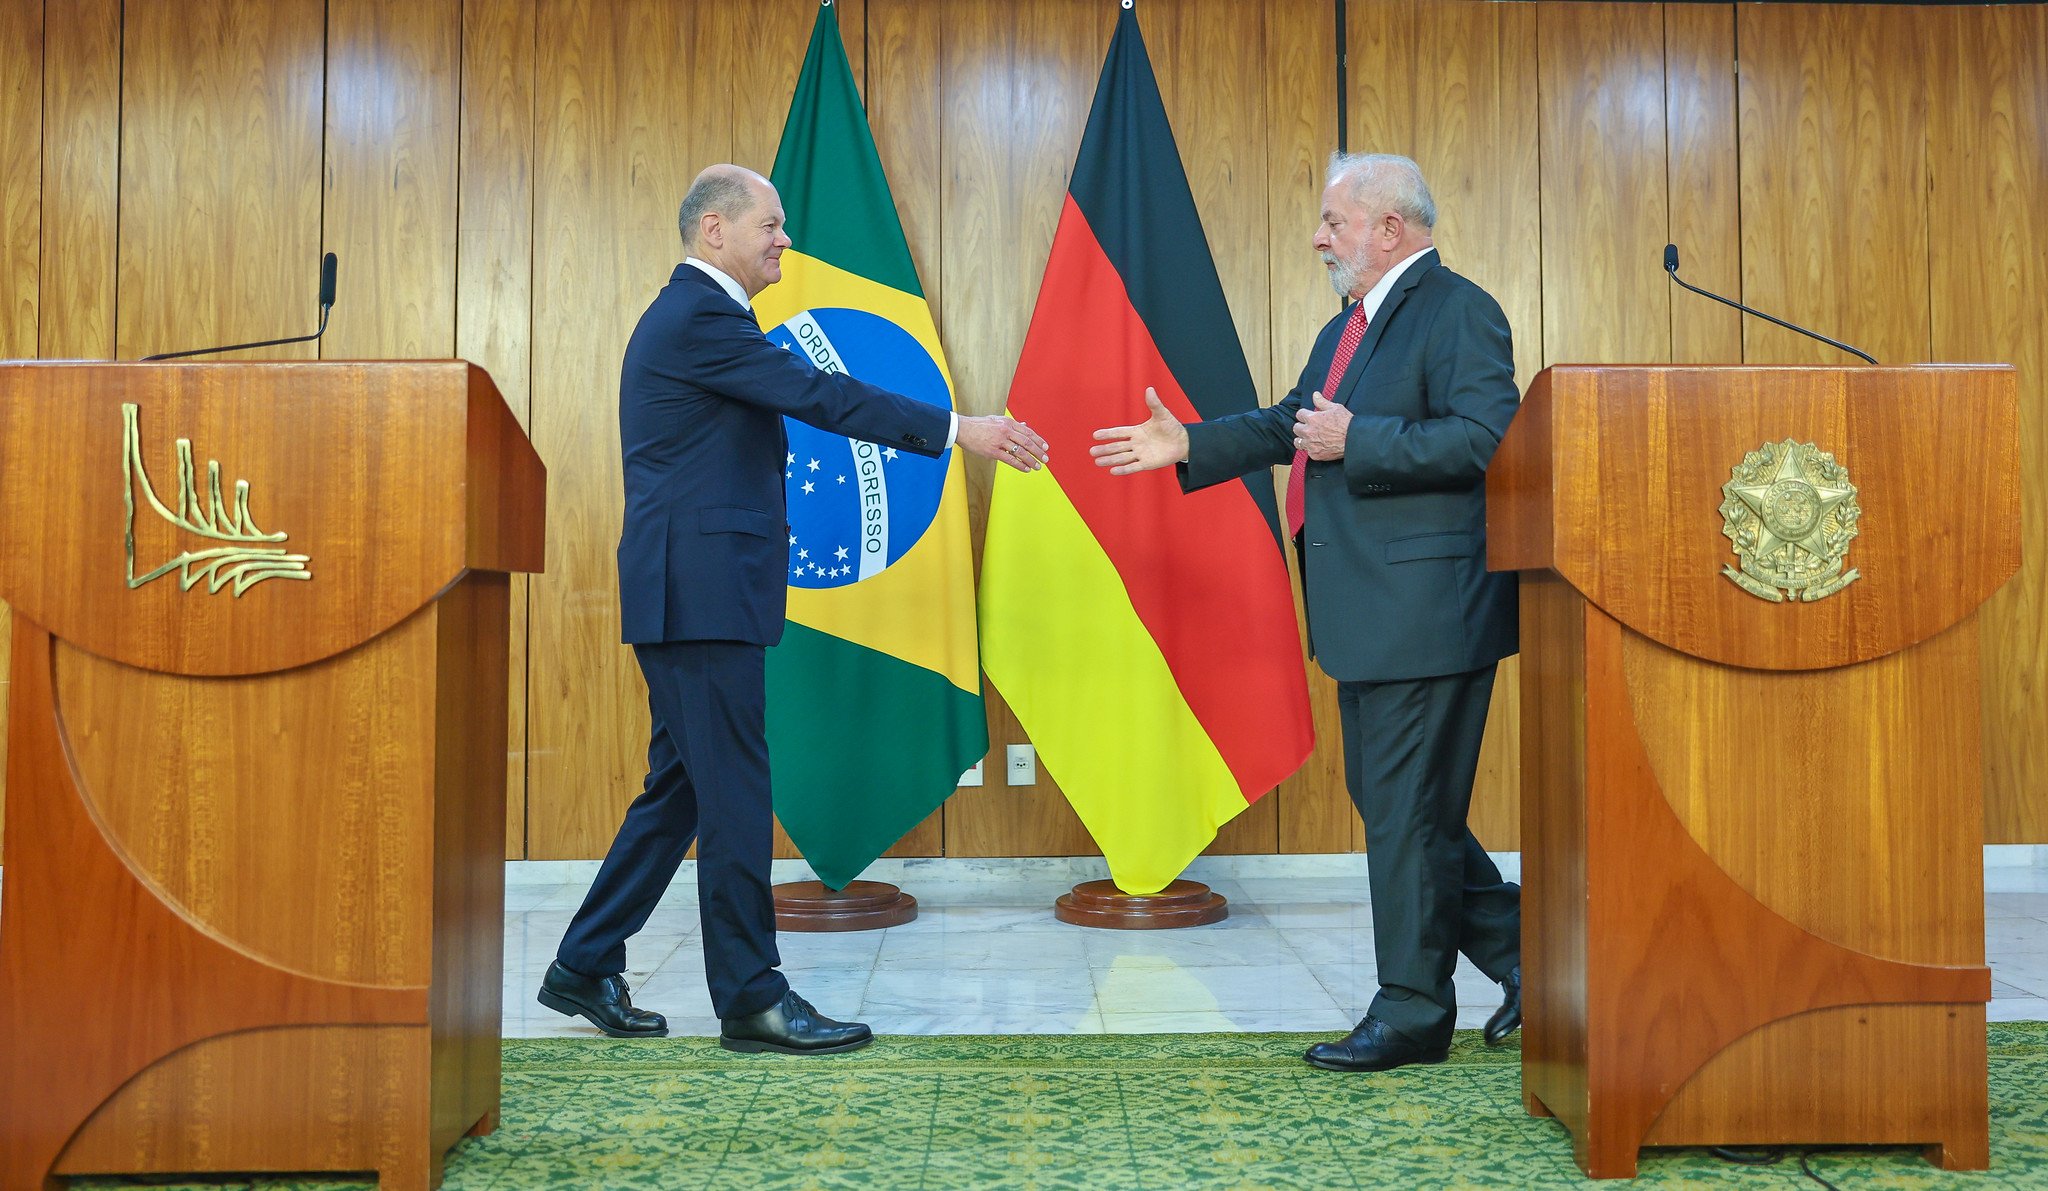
[
  {"xmin": 732, "ymin": 0, "xmax": 866, "ymax": 177},
  {"xmin": 1926, "ymin": 6, "xmax": 2048, "ymax": 841},
  {"xmin": 0, "ymin": 0, "xmax": 41, "ymax": 859},
  {"xmin": 1536, "ymin": 1, "xmax": 1669, "ymax": 365},
  {"xmin": 1146, "ymin": 0, "xmax": 1276, "ymax": 856},
  {"xmin": 527, "ymin": 0, "xmax": 733, "ymax": 858},
  {"xmin": 1663, "ymin": 2, "xmax": 1742, "ymax": 365},
  {"xmin": 935, "ymin": 0, "xmax": 1111, "ymax": 859},
  {"xmin": 1736, "ymin": 3, "xmax": 1929, "ymax": 368},
  {"xmin": 116, "ymin": 0, "xmax": 326, "ymax": 363},
  {"xmin": 1263, "ymin": 0, "xmax": 1348, "ymax": 855},
  {"xmin": 0, "ymin": 0, "xmax": 36, "ymax": 356},
  {"xmin": 323, "ymin": 0, "xmax": 460, "ymax": 360},
  {"xmin": 1349, "ymin": 0, "xmax": 1541, "ymax": 850},
  {"xmin": 38, "ymin": 0, "xmax": 120, "ymax": 361},
  {"xmin": 864, "ymin": 0, "xmax": 954, "ymax": 859},
  {"xmin": 460, "ymin": 0, "xmax": 539, "ymax": 858}
]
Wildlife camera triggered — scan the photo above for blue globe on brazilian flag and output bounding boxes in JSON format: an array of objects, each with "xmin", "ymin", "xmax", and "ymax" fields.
[{"xmin": 755, "ymin": 1, "xmax": 987, "ymax": 890}]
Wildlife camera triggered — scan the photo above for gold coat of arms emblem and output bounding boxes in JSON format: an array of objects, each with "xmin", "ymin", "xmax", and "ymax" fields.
[{"xmin": 1719, "ymin": 439, "xmax": 1861, "ymax": 602}]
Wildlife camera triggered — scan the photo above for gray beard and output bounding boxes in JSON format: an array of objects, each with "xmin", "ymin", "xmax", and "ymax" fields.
[{"xmin": 1322, "ymin": 252, "xmax": 1362, "ymax": 299}]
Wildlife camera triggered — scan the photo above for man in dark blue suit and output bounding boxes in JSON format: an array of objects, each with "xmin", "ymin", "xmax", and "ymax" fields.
[
  {"xmin": 1091, "ymin": 154, "xmax": 1522, "ymax": 1073},
  {"xmin": 540, "ymin": 164, "xmax": 1048, "ymax": 1055}
]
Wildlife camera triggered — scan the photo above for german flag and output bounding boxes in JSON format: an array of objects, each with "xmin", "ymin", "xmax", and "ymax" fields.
[{"xmin": 978, "ymin": 3, "xmax": 1313, "ymax": 895}]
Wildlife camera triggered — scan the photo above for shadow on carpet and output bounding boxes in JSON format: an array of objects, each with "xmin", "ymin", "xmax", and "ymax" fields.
[{"xmin": 72, "ymin": 1022, "xmax": 2048, "ymax": 1189}]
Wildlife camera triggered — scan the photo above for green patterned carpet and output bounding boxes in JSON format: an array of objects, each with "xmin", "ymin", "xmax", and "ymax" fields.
[{"xmin": 76, "ymin": 1024, "xmax": 2048, "ymax": 1189}]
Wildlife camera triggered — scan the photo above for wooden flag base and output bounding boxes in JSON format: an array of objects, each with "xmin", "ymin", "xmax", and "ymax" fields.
[
  {"xmin": 772, "ymin": 880, "xmax": 918, "ymax": 932},
  {"xmin": 1053, "ymin": 879, "xmax": 1228, "ymax": 929}
]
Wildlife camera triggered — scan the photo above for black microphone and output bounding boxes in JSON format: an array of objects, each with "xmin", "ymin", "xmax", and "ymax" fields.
[
  {"xmin": 143, "ymin": 252, "xmax": 339, "ymax": 361},
  {"xmin": 1663, "ymin": 244, "xmax": 1875, "ymax": 365}
]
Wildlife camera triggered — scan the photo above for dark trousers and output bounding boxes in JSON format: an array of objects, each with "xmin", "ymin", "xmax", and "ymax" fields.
[
  {"xmin": 1338, "ymin": 664, "xmax": 1520, "ymax": 1045},
  {"xmin": 556, "ymin": 640, "xmax": 790, "ymax": 1019}
]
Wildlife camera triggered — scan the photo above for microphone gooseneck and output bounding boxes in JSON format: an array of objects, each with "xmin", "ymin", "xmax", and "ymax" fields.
[
  {"xmin": 142, "ymin": 253, "xmax": 340, "ymax": 362},
  {"xmin": 1662, "ymin": 243, "xmax": 1877, "ymax": 366}
]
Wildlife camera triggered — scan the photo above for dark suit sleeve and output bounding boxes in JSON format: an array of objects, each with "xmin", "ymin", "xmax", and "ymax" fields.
[
  {"xmin": 1340, "ymin": 285, "xmax": 1518, "ymax": 495},
  {"xmin": 1177, "ymin": 325, "xmax": 1332, "ymax": 493},
  {"xmin": 680, "ymin": 300, "xmax": 952, "ymax": 456}
]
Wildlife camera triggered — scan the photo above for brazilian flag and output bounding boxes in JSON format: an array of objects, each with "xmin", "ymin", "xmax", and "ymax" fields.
[{"xmin": 756, "ymin": 2, "xmax": 987, "ymax": 890}]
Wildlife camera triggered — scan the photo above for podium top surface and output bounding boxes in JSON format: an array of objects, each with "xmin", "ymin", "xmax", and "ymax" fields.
[
  {"xmin": 1487, "ymin": 365, "xmax": 2020, "ymax": 670},
  {"xmin": 0, "ymin": 361, "xmax": 546, "ymax": 675}
]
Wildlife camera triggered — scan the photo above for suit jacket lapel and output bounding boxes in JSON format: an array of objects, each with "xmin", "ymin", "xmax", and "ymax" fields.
[{"xmin": 1333, "ymin": 248, "xmax": 1438, "ymax": 409}]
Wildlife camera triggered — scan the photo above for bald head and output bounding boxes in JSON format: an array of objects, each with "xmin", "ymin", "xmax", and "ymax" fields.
[{"xmin": 678, "ymin": 164, "xmax": 791, "ymax": 298}]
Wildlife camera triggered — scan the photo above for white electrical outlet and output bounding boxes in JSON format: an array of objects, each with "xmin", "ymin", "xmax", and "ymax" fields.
[
  {"xmin": 957, "ymin": 758, "xmax": 985, "ymax": 787},
  {"xmin": 1006, "ymin": 743, "xmax": 1037, "ymax": 786}
]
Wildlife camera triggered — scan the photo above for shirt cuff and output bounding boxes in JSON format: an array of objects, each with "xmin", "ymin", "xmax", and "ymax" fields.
[{"xmin": 945, "ymin": 411, "xmax": 959, "ymax": 449}]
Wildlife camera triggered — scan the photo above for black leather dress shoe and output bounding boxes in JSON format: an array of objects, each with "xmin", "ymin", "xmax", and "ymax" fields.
[
  {"xmin": 537, "ymin": 960, "xmax": 668, "ymax": 1038},
  {"xmin": 1303, "ymin": 1015, "xmax": 1449, "ymax": 1073},
  {"xmin": 1483, "ymin": 966, "xmax": 1522, "ymax": 1046},
  {"xmin": 719, "ymin": 990, "xmax": 873, "ymax": 1056}
]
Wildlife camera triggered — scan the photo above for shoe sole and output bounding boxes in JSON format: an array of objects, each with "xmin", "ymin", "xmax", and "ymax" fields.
[
  {"xmin": 718, "ymin": 1033, "xmax": 874, "ymax": 1056},
  {"xmin": 1303, "ymin": 1049, "xmax": 1449, "ymax": 1073},
  {"xmin": 537, "ymin": 988, "xmax": 669, "ymax": 1039}
]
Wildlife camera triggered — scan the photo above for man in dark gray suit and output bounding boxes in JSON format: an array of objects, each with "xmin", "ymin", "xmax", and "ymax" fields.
[{"xmin": 1090, "ymin": 153, "xmax": 1521, "ymax": 1073}]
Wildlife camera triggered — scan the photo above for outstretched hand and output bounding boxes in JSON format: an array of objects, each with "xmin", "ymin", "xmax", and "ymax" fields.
[
  {"xmin": 1089, "ymin": 388, "xmax": 1189, "ymax": 476},
  {"xmin": 956, "ymin": 414, "xmax": 1051, "ymax": 472}
]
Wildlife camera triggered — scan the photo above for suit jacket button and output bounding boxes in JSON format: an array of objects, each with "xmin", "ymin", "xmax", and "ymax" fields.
[{"xmin": 907, "ymin": 434, "xmax": 927, "ymax": 446}]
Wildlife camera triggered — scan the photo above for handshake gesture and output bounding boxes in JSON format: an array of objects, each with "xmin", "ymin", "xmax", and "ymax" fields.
[{"xmin": 956, "ymin": 414, "xmax": 1052, "ymax": 472}]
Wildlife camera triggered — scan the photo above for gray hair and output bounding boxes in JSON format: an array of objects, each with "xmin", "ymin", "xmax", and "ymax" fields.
[
  {"xmin": 1326, "ymin": 152, "xmax": 1437, "ymax": 231},
  {"xmin": 677, "ymin": 168, "xmax": 761, "ymax": 249}
]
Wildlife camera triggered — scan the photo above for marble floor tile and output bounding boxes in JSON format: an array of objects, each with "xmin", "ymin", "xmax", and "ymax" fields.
[
  {"xmin": 866, "ymin": 1009, "xmax": 1107, "ymax": 1035},
  {"xmin": 1282, "ymin": 927, "xmax": 1379, "ymax": 968},
  {"xmin": 1078, "ymin": 925, "xmax": 1298, "ymax": 968},
  {"xmin": 1093, "ymin": 960, "xmax": 1342, "ymax": 1017},
  {"xmin": 877, "ymin": 927, "xmax": 1090, "ymax": 970},
  {"xmin": 1100, "ymin": 1009, "xmax": 1350, "ymax": 1034},
  {"xmin": 1988, "ymin": 997, "xmax": 2048, "ymax": 1023},
  {"xmin": 863, "ymin": 966, "xmax": 1099, "ymax": 1016},
  {"xmin": 1986, "ymin": 917, "xmax": 2048, "ymax": 956}
]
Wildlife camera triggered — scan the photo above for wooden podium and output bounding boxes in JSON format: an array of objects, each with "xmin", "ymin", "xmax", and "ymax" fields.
[
  {"xmin": 0, "ymin": 362, "xmax": 545, "ymax": 1191},
  {"xmin": 1488, "ymin": 365, "xmax": 2017, "ymax": 1178}
]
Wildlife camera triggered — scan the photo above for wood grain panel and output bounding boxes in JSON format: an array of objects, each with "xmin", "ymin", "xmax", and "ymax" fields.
[
  {"xmin": 1536, "ymin": 1, "xmax": 1668, "ymax": 365},
  {"xmin": 459, "ymin": 0, "xmax": 539, "ymax": 858},
  {"xmin": 0, "ymin": 0, "xmax": 36, "ymax": 358},
  {"xmin": 867, "ymin": 0, "xmax": 951, "ymax": 859},
  {"xmin": 931, "ymin": 0, "xmax": 1111, "ymax": 859},
  {"xmin": 1264, "ymin": 0, "xmax": 1350, "ymax": 855},
  {"xmin": 116, "ymin": 0, "xmax": 325, "ymax": 362},
  {"xmin": 54, "ymin": 1025, "xmax": 431, "ymax": 1177},
  {"xmin": 1925, "ymin": 6, "xmax": 2048, "ymax": 843},
  {"xmin": 0, "ymin": 0, "xmax": 39, "ymax": 860},
  {"xmin": 37, "ymin": 0, "xmax": 120, "ymax": 360},
  {"xmin": 1737, "ymin": 3, "xmax": 1929, "ymax": 367},
  {"xmin": 1493, "ymin": 366, "xmax": 2021, "ymax": 673},
  {"xmin": 1349, "ymin": 0, "xmax": 1541, "ymax": 850},
  {"xmin": 323, "ymin": 0, "xmax": 460, "ymax": 360},
  {"xmin": 733, "ymin": 0, "xmax": 866, "ymax": 178},
  {"xmin": 1643, "ymin": 1003, "xmax": 1987, "ymax": 1167},
  {"xmin": 1624, "ymin": 622, "xmax": 1984, "ymax": 965},
  {"xmin": 1664, "ymin": 1, "xmax": 1742, "ymax": 365},
  {"xmin": 527, "ymin": 0, "xmax": 733, "ymax": 858},
  {"xmin": 55, "ymin": 616, "xmax": 438, "ymax": 985}
]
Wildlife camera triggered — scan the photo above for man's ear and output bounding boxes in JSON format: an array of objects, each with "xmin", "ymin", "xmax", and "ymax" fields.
[{"xmin": 699, "ymin": 212, "xmax": 723, "ymax": 251}]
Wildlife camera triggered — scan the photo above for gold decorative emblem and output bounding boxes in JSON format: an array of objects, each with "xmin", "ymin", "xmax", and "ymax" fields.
[
  {"xmin": 1719, "ymin": 438, "xmax": 1861, "ymax": 602},
  {"xmin": 123, "ymin": 403, "xmax": 311, "ymax": 596}
]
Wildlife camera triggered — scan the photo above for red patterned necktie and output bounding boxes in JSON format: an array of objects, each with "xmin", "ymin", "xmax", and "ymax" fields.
[{"xmin": 1285, "ymin": 302, "xmax": 1369, "ymax": 536}]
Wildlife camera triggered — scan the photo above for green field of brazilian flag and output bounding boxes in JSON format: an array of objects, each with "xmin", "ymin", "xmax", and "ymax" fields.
[{"xmin": 756, "ymin": 2, "xmax": 986, "ymax": 889}]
